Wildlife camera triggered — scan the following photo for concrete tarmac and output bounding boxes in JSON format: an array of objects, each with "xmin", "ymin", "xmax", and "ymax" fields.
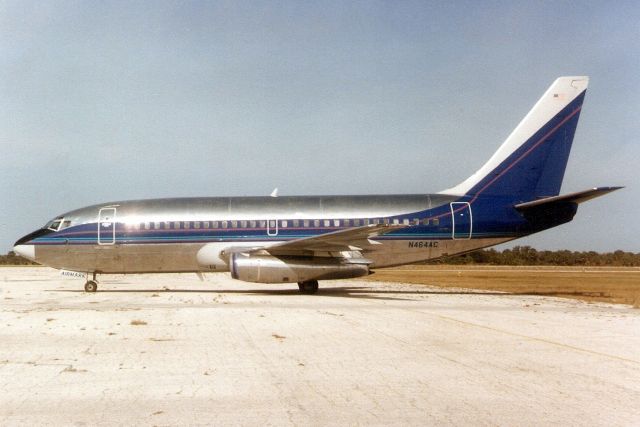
[{"xmin": 1, "ymin": 267, "xmax": 639, "ymax": 426}]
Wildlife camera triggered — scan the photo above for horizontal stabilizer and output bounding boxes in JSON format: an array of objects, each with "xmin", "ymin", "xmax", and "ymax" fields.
[{"xmin": 515, "ymin": 187, "xmax": 623, "ymax": 211}]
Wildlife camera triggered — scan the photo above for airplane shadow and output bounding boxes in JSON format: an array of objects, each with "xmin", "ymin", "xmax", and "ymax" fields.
[
  {"xmin": 44, "ymin": 286, "xmax": 579, "ymax": 302},
  {"xmin": 51, "ymin": 286, "xmax": 411, "ymax": 301}
]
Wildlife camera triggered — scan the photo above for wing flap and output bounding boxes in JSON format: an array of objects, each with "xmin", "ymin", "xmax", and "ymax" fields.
[
  {"xmin": 220, "ymin": 223, "xmax": 405, "ymax": 259},
  {"xmin": 264, "ymin": 223, "xmax": 405, "ymax": 254}
]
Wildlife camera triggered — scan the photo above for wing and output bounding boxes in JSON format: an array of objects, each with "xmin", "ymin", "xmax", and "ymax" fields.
[{"xmin": 221, "ymin": 223, "xmax": 405, "ymax": 259}]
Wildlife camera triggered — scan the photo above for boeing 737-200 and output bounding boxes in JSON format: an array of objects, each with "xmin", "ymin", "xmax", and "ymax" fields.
[{"xmin": 14, "ymin": 76, "xmax": 621, "ymax": 293}]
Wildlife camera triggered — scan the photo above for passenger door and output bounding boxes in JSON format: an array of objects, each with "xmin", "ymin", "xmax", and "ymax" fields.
[
  {"xmin": 450, "ymin": 202, "xmax": 472, "ymax": 239},
  {"xmin": 98, "ymin": 207, "xmax": 117, "ymax": 245}
]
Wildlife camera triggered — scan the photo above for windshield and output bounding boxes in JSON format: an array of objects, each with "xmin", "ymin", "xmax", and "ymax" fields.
[{"xmin": 45, "ymin": 217, "xmax": 65, "ymax": 231}]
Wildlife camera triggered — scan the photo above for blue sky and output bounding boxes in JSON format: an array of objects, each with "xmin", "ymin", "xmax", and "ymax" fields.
[{"xmin": 1, "ymin": 1, "xmax": 638, "ymax": 252}]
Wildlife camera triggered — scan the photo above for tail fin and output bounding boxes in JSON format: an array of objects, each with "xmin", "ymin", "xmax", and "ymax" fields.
[{"xmin": 440, "ymin": 76, "xmax": 589, "ymax": 201}]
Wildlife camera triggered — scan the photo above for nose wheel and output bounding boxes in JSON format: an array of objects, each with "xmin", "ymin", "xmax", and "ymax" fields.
[
  {"xmin": 298, "ymin": 280, "xmax": 319, "ymax": 294},
  {"xmin": 84, "ymin": 280, "xmax": 98, "ymax": 292}
]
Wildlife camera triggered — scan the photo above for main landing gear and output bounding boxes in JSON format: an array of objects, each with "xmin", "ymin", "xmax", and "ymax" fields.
[
  {"xmin": 84, "ymin": 272, "xmax": 98, "ymax": 293},
  {"xmin": 297, "ymin": 280, "xmax": 319, "ymax": 294}
]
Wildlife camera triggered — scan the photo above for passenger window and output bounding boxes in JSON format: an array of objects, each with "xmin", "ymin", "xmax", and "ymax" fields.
[
  {"xmin": 303, "ymin": 220, "xmax": 310, "ymax": 227},
  {"xmin": 154, "ymin": 222, "xmax": 161, "ymax": 229},
  {"xmin": 250, "ymin": 220, "xmax": 256, "ymax": 228},
  {"xmin": 281, "ymin": 220, "xmax": 288, "ymax": 228},
  {"xmin": 371, "ymin": 219, "xmax": 379, "ymax": 225},
  {"xmin": 413, "ymin": 218, "xmax": 420, "ymax": 225},
  {"xmin": 293, "ymin": 219, "xmax": 300, "ymax": 227},
  {"xmin": 403, "ymin": 219, "xmax": 409, "ymax": 225},
  {"xmin": 260, "ymin": 220, "xmax": 266, "ymax": 228},
  {"xmin": 354, "ymin": 219, "xmax": 361, "ymax": 226},
  {"xmin": 433, "ymin": 218, "xmax": 439, "ymax": 226},
  {"xmin": 364, "ymin": 218, "xmax": 370, "ymax": 225},
  {"xmin": 194, "ymin": 221, "xmax": 200, "ymax": 229},
  {"xmin": 212, "ymin": 221, "xmax": 219, "ymax": 228},
  {"xmin": 269, "ymin": 220, "xmax": 276, "ymax": 228},
  {"xmin": 203, "ymin": 221, "xmax": 209, "ymax": 229},
  {"xmin": 231, "ymin": 221, "xmax": 237, "ymax": 228},
  {"xmin": 393, "ymin": 219, "xmax": 400, "ymax": 225},
  {"xmin": 222, "ymin": 221, "xmax": 228, "ymax": 229},
  {"xmin": 314, "ymin": 219, "xmax": 320, "ymax": 227},
  {"xmin": 184, "ymin": 222, "xmax": 190, "ymax": 229},
  {"xmin": 174, "ymin": 221, "xmax": 180, "ymax": 229},
  {"xmin": 241, "ymin": 220, "xmax": 247, "ymax": 228},
  {"xmin": 422, "ymin": 218, "xmax": 430, "ymax": 225},
  {"xmin": 383, "ymin": 218, "xmax": 390, "ymax": 225},
  {"xmin": 323, "ymin": 219, "xmax": 330, "ymax": 227},
  {"xmin": 343, "ymin": 219, "xmax": 350, "ymax": 227},
  {"xmin": 145, "ymin": 222, "xmax": 151, "ymax": 230},
  {"xmin": 334, "ymin": 219, "xmax": 340, "ymax": 227}
]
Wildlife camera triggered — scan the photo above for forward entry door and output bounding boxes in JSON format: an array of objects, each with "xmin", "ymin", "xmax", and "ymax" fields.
[{"xmin": 97, "ymin": 207, "xmax": 117, "ymax": 245}]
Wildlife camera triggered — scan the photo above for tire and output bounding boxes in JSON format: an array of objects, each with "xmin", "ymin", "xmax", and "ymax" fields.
[
  {"xmin": 84, "ymin": 280, "xmax": 98, "ymax": 293},
  {"xmin": 297, "ymin": 280, "xmax": 319, "ymax": 294}
]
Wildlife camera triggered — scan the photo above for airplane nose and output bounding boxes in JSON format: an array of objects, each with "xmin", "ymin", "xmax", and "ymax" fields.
[
  {"xmin": 14, "ymin": 228, "xmax": 53, "ymax": 249},
  {"xmin": 13, "ymin": 244, "xmax": 36, "ymax": 261},
  {"xmin": 13, "ymin": 228, "xmax": 52, "ymax": 261}
]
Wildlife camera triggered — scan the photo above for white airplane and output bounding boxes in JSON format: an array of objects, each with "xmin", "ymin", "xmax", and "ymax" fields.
[{"xmin": 14, "ymin": 76, "xmax": 620, "ymax": 293}]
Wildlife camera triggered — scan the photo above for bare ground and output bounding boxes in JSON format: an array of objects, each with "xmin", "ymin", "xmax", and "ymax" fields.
[
  {"xmin": 1, "ymin": 267, "xmax": 639, "ymax": 425},
  {"xmin": 367, "ymin": 265, "xmax": 640, "ymax": 307}
]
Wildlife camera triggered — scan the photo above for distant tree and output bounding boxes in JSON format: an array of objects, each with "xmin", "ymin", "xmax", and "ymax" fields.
[
  {"xmin": 426, "ymin": 248, "xmax": 640, "ymax": 266},
  {"xmin": 0, "ymin": 251, "xmax": 38, "ymax": 265}
]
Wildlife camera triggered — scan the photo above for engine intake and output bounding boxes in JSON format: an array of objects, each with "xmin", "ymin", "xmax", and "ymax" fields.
[{"xmin": 230, "ymin": 254, "xmax": 370, "ymax": 284}]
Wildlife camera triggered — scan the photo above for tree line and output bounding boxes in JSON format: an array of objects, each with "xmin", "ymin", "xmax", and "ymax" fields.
[
  {"xmin": 0, "ymin": 251, "xmax": 38, "ymax": 265},
  {"xmin": 1, "ymin": 246, "xmax": 639, "ymax": 267},
  {"xmin": 432, "ymin": 246, "xmax": 640, "ymax": 266}
]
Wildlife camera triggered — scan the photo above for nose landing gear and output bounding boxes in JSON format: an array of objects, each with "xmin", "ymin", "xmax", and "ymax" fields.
[
  {"xmin": 84, "ymin": 272, "xmax": 98, "ymax": 293},
  {"xmin": 84, "ymin": 280, "xmax": 98, "ymax": 292}
]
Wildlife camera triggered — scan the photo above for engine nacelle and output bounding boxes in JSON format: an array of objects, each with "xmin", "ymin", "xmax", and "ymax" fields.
[{"xmin": 230, "ymin": 254, "xmax": 370, "ymax": 283}]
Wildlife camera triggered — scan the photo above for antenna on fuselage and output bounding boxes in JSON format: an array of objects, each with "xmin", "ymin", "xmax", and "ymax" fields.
[{"xmin": 270, "ymin": 188, "xmax": 279, "ymax": 198}]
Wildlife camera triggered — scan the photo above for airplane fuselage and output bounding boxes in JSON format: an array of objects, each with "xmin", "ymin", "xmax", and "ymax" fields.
[{"xmin": 15, "ymin": 193, "xmax": 540, "ymax": 274}]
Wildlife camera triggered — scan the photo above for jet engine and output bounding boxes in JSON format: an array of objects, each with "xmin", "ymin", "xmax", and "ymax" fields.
[{"xmin": 230, "ymin": 253, "xmax": 370, "ymax": 284}]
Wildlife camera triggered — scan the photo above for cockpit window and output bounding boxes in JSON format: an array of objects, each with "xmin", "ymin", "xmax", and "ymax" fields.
[
  {"xmin": 59, "ymin": 220, "xmax": 72, "ymax": 230},
  {"xmin": 45, "ymin": 217, "xmax": 64, "ymax": 231}
]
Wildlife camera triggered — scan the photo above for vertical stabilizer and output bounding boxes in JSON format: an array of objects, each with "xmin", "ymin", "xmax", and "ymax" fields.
[{"xmin": 440, "ymin": 76, "xmax": 589, "ymax": 201}]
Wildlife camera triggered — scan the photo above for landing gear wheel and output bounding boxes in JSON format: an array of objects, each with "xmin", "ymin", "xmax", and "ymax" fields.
[
  {"xmin": 84, "ymin": 280, "xmax": 98, "ymax": 293},
  {"xmin": 297, "ymin": 280, "xmax": 319, "ymax": 294}
]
